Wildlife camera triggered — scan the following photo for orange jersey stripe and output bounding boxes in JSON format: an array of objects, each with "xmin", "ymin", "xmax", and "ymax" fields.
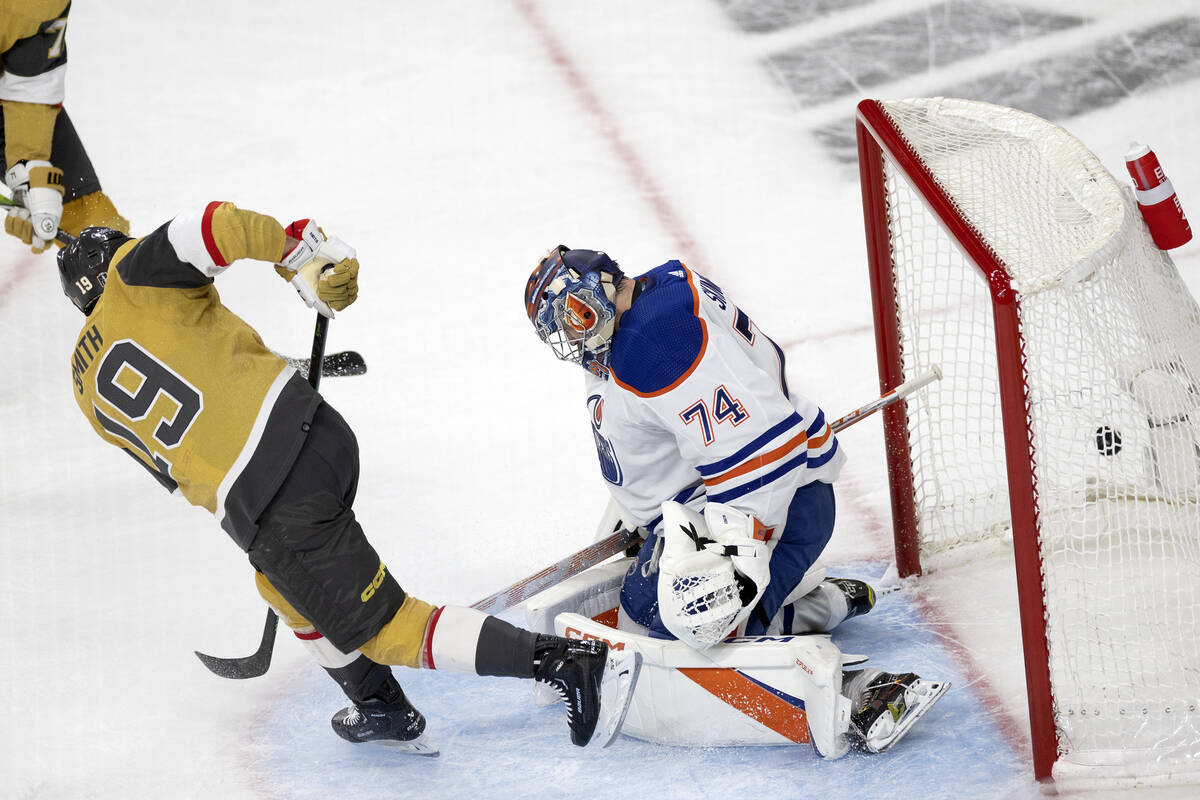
[
  {"xmin": 702, "ymin": 429, "xmax": 808, "ymax": 488},
  {"xmin": 806, "ymin": 423, "xmax": 832, "ymax": 450}
]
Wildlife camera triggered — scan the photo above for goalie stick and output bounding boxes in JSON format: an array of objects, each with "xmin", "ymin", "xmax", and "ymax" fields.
[
  {"xmin": 466, "ymin": 365, "xmax": 944, "ymax": 614},
  {"xmin": 199, "ymin": 364, "xmax": 943, "ymax": 678},
  {"xmin": 194, "ymin": 313, "xmax": 330, "ymax": 679}
]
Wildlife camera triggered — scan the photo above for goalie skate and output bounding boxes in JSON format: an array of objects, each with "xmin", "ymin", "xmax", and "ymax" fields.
[{"xmin": 848, "ymin": 671, "xmax": 949, "ymax": 754}]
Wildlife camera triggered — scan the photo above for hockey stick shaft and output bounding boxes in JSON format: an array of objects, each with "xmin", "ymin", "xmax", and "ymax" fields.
[
  {"xmin": 194, "ymin": 313, "xmax": 329, "ymax": 679},
  {"xmin": 828, "ymin": 365, "xmax": 941, "ymax": 434},
  {"xmin": 469, "ymin": 528, "xmax": 641, "ymax": 615},
  {"xmin": 469, "ymin": 365, "xmax": 943, "ymax": 615}
]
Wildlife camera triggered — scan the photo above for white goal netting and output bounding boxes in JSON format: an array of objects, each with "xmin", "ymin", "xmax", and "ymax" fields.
[{"xmin": 871, "ymin": 97, "xmax": 1200, "ymax": 779}]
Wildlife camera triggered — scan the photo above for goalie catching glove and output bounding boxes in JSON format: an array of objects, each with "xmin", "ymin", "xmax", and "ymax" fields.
[
  {"xmin": 4, "ymin": 160, "xmax": 65, "ymax": 253},
  {"xmin": 275, "ymin": 218, "xmax": 360, "ymax": 318},
  {"xmin": 656, "ymin": 500, "xmax": 772, "ymax": 649}
]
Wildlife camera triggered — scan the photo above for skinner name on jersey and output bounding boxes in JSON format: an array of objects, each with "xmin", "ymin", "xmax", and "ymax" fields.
[{"xmin": 71, "ymin": 324, "xmax": 104, "ymax": 394}]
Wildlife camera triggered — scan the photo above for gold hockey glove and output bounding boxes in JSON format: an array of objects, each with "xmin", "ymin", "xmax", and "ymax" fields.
[
  {"xmin": 276, "ymin": 218, "xmax": 359, "ymax": 318},
  {"xmin": 4, "ymin": 160, "xmax": 64, "ymax": 253}
]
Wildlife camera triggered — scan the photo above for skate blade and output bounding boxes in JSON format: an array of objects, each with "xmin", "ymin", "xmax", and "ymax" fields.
[
  {"xmin": 589, "ymin": 650, "xmax": 643, "ymax": 749},
  {"xmin": 371, "ymin": 733, "xmax": 440, "ymax": 757},
  {"xmin": 872, "ymin": 678, "xmax": 950, "ymax": 754}
]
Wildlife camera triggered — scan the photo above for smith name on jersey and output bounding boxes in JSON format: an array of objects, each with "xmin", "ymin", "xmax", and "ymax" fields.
[
  {"xmin": 68, "ymin": 202, "xmax": 320, "ymax": 549},
  {"xmin": 586, "ymin": 262, "xmax": 845, "ymax": 534}
]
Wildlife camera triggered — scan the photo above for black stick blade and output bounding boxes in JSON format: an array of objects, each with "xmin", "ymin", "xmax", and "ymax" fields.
[
  {"xmin": 194, "ymin": 610, "xmax": 279, "ymax": 679},
  {"xmin": 283, "ymin": 350, "xmax": 367, "ymax": 378}
]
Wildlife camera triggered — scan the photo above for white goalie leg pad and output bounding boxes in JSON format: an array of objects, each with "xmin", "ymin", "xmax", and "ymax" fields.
[
  {"xmin": 657, "ymin": 501, "xmax": 743, "ymax": 649},
  {"xmin": 555, "ymin": 612, "xmax": 851, "ymax": 756},
  {"xmin": 424, "ymin": 605, "xmax": 488, "ymax": 673}
]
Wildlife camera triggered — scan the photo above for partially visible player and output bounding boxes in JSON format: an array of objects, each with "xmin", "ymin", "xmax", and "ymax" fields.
[
  {"xmin": 523, "ymin": 245, "xmax": 946, "ymax": 753},
  {"xmin": 2, "ymin": 0, "xmax": 129, "ymax": 252},
  {"xmin": 58, "ymin": 209, "xmax": 639, "ymax": 755}
]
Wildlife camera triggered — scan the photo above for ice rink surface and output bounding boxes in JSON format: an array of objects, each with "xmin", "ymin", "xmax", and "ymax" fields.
[{"xmin": 3, "ymin": 1, "xmax": 1200, "ymax": 798}]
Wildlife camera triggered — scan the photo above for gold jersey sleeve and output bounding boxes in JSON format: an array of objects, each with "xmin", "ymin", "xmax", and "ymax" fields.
[
  {"xmin": 0, "ymin": 0, "xmax": 69, "ymax": 56},
  {"xmin": 1, "ymin": 0, "xmax": 71, "ymax": 163},
  {"xmin": 69, "ymin": 204, "xmax": 321, "ymax": 546}
]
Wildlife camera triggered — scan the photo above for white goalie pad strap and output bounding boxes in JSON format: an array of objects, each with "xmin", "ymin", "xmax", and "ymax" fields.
[
  {"xmin": 425, "ymin": 605, "xmax": 488, "ymax": 674},
  {"xmin": 657, "ymin": 501, "xmax": 742, "ymax": 649}
]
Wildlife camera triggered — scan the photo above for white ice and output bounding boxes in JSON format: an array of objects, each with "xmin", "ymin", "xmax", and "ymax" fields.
[{"xmin": 4, "ymin": 1, "xmax": 1200, "ymax": 798}]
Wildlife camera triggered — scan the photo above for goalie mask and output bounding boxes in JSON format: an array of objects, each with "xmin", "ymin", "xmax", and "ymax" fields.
[
  {"xmin": 58, "ymin": 227, "xmax": 130, "ymax": 314},
  {"xmin": 524, "ymin": 245, "xmax": 624, "ymax": 378}
]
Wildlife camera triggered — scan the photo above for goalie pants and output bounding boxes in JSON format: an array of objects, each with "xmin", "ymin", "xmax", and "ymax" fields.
[
  {"xmin": 246, "ymin": 401, "xmax": 408, "ymax": 654},
  {"xmin": 621, "ymin": 480, "xmax": 836, "ymax": 639}
]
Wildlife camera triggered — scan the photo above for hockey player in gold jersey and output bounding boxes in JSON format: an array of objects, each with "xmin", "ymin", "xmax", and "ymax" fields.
[
  {"xmin": 2, "ymin": 0, "xmax": 128, "ymax": 252},
  {"xmin": 59, "ymin": 204, "xmax": 640, "ymax": 755}
]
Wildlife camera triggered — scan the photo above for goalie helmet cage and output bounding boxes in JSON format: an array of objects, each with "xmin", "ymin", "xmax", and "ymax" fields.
[{"xmin": 856, "ymin": 97, "xmax": 1200, "ymax": 784}]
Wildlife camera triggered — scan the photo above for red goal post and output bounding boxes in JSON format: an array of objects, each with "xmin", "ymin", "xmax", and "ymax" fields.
[{"xmin": 855, "ymin": 97, "xmax": 1200, "ymax": 784}]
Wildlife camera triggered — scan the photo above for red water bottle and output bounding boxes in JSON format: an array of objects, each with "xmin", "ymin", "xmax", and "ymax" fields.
[{"xmin": 1125, "ymin": 142, "xmax": 1192, "ymax": 250}]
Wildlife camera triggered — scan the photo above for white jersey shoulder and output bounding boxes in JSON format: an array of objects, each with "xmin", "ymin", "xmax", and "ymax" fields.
[{"xmin": 587, "ymin": 263, "xmax": 844, "ymax": 533}]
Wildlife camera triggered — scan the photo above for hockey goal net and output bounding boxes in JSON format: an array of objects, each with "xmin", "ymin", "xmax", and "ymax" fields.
[{"xmin": 857, "ymin": 97, "xmax": 1200, "ymax": 782}]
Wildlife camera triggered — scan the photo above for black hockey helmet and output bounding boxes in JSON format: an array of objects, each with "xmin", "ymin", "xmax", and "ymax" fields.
[{"xmin": 57, "ymin": 227, "xmax": 130, "ymax": 314}]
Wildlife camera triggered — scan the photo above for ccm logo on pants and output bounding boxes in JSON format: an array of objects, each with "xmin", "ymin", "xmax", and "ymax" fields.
[{"xmin": 361, "ymin": 562, "xmax": 388, "ymax": 602}]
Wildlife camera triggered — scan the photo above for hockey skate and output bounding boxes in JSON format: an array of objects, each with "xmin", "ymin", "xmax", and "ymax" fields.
[
  {"xmin": 331, "ymin": 686, "xmax": 439, "ymax": 757},
  {"xmin": 825, "ymin": 578, "xmax": 876, "ymax": 622},
  {"xmin": 846, "ymin": 670, "xmax": 949, "ymax": 754},
  {"xmin": 534, "ymin": 635, "xmax": 642, "ymax": 748}
]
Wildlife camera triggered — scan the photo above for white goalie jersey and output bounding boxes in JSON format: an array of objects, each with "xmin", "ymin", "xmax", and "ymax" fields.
[{"xmin": 585, "ymin": 262, "xmax": 845, "ymax": 534}]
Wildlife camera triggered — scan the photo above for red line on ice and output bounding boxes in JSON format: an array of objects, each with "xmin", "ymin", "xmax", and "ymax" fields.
[
  {"xmin": 0, "ymin": 252, "xmax": 38, "ymax": 309},
  {"xmin": 839, "ymin": 482, "xmax": 1032, "ymax": 760},
  {"xmin": 512, "ymin": 0, "xmax": 707, "ymax": 273}
]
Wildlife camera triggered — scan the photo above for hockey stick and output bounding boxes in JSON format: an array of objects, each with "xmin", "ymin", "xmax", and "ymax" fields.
[
  {"xmin": 470, "ymin": 527, "xmax": 642, "ymax": 615},
  {"xmin": 196, "ymin": 363, "xmax": 944, "ymax": 676},
  {"xmin": 194, "ymin": 313, "xmax": 330, "ymax": 679},
  {"xmin": 4, "ymin": 184, "xmax": 363, "ymax": 376},
  {"xmin": 467, "ymin": 365, "xmax": 944, "ymax": 615}
]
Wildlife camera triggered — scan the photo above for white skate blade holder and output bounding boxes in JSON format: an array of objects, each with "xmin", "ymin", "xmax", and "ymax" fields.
[
  {"xmin": 588, "ymin": 649, "xmax": 643, "ymax": 748},
  {"xmin": 867, "ymin": 677, "xmax": 950, "ymax": 754},
  {"xmin": 368, "ymin": 732, "xmax": 440, "ymax": 757}
]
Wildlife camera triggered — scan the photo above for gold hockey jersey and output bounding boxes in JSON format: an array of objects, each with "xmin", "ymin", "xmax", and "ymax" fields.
[
  {"xmin": 1, "ymin": 0, "xmax": 72, "ymax": 164},
  {"xmin": 70, "ymin": 201, "xmax": 322, "ymax": 549}
]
